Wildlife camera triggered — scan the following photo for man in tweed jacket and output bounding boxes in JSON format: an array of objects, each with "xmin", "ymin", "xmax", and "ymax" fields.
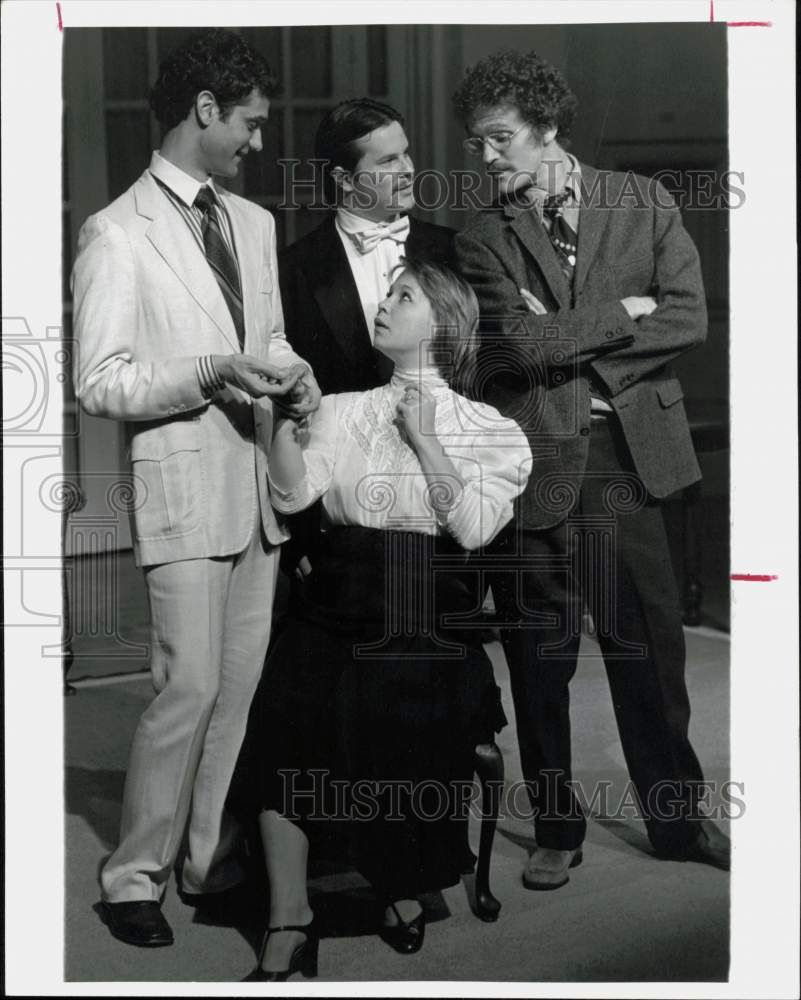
[{"xmin": 453, "ymin": 49, "xmax": 729, "ymax": 889}]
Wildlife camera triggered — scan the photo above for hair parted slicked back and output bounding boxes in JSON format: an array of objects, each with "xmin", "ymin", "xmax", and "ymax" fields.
[
  {"xmin": 392, "ymin": 257, "xmax": 480, "ymax": 394},
  {"xmin": 150, "ymin": 28, "xmax": 279, "ymax": 131},
  {"xmin": 315, "ymin": 98, "xmax": 405, "ymax": 205},
  {"xmin": 452, "ymin": 49, "xmax": 577, "ymax": 142}
]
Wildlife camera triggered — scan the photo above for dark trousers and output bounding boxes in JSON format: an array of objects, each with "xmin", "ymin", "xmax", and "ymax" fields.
[{"xmin": 489, "ymin": 417, "xmax": 704, "ymax": 855}]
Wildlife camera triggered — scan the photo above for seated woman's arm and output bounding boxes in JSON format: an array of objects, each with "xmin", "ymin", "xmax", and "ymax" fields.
[
  {"xmin": 268, "ymin": 396, "xmax": 338, "ymax": 513},
  {"xmin": 270, "ymin": 417, "xmax": 309, "ymax": 493}
]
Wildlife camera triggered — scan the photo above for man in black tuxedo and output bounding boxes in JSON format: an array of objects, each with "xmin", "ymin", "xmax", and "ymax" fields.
[
  {"xmin": 277, "ymin": 99, "xmax": 455, "ymax": 579},
  {"xmin": 279, "ymin": 98, "xmax": 454, "ymax": 396}
]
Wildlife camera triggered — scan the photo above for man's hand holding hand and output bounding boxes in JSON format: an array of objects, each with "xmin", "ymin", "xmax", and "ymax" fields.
[
  {"xmin": 212, "ymin": 354, "xmax": 302, "ymax": 399},
  {"xmin": 277, "ymin": 365, "xmax": 322, "ymax": 423}
]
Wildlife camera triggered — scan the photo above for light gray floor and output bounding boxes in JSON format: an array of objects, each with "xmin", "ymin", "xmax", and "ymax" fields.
[{"xmin": 65, "ymin": 619, "xmax": 730, "ymax": 983}]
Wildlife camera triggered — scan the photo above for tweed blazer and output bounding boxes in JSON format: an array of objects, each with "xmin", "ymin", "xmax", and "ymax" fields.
[
  {"xmin": 72, "ymin": 169, "xmax": 307, "ymax": 565},
  {"xmin": 278, "ymin": 214, "xmax": 455, "ymax": 394},
  {"xmin": 456, "ymin": 164, "xmax": 706, "ymax": 530}
]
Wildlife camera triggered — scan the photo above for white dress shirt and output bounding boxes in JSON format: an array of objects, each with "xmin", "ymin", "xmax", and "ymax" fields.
[
  {"xmin": 335, "ymin": 207, "xmax": 409, "ymax": 340},
  {"xmin": 270, "ymin": 367, "xmax": 532, "ymax": 551},
  {"xmin": 149, "ymin": 151, "xmax": 238, "ymax": 257}
]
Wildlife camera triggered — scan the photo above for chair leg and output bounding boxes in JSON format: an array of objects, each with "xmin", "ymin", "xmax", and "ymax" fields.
[
  {"xmin": 473, "ymin": 741, "xmax": 503, "ymax": 922},
  {"xmin": 62, "ymin": 552, "xmax": 76, "ymax": 696}
]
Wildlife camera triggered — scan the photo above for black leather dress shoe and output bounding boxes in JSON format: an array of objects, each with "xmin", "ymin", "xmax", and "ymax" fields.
[{"xmin": 101, "ymin": 901, "xmax": 174, "ymax": 947}]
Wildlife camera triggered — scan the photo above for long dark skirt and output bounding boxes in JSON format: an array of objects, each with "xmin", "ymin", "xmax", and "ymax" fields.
[{"xmin": 229, "ymin": 526, "xmax": 506, "ymax": 899}]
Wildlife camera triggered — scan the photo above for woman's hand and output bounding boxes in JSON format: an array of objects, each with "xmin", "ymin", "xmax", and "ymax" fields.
[
  {"xmin": 395, "ymin": 384, "xmax": 437, "ymax": 445},
  {"xmin": 396, "ymin": 384, "xmax": 465, "ymax": 520}
]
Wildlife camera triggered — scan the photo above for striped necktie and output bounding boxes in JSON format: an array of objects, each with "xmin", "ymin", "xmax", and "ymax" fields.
[{"xmin": 194, "ymin": 186, "xmax": 245, "ymax": 350}]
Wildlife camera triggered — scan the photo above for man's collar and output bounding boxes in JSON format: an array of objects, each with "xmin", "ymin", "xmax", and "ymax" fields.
[
  {"xmin": 149, "ymin": 151, "xmax": 216, "ymax": 208},
  {"xmin": 336, "ymin": 206, "xmax": 409, "ymax": 234},
  {"xmin": 563, "ymin": 154, "xmax": 582, "ymax": 201},
  {"xmin": 502, "ymin": 154, "xmax": 582, "ymax": 220}
]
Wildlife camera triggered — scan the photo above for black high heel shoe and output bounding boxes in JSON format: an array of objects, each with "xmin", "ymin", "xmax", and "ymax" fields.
[
  {"xmin": 379, "ymin": 901, "xmax": 425, "ymax": 954},
  {"xmin": 242, "ymin": 919, "xmax": 319, "ymax": 982}
]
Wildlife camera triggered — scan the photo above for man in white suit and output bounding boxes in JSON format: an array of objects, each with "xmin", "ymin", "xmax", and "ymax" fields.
[{"xmin": 71, "ymin": 29, "xmax": 320, "ymax": 947}]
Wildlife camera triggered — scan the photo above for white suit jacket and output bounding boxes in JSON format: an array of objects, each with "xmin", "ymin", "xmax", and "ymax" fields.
[{"xmin": 72, "ymin": 168, "xmax": 305, "ymax": 566}]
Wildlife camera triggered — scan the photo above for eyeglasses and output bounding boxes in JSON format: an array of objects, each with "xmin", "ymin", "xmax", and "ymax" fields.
[{"xmin": 463, "ymin": 123, "xmax": 529, "ymax": 157}]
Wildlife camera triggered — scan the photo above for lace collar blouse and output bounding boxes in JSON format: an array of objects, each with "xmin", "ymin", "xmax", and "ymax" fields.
[{"xmin": 270, "ymin": 370, "xmax": 532, "ymax": 551}]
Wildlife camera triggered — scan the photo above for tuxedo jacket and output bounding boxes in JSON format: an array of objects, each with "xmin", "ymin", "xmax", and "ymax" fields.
[
  {"xmin": 71, "ymin": 169, "xmax": 306, "ymax": 566},
  {"xmin": 278, "ymin": 214, "xmax": 455, "ymax": 394},
  {"xmin": 275, "ymin": 214, "xmax": 454, "ymax": 565},
  {"xmin": 456, "ymin": 164, "xmax": 706, "ymax": 530}
]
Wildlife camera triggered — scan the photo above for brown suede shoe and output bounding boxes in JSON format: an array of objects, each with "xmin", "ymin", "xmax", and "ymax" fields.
[{"xmin": 522, "ymin": 847, "xmax": 583, "ymax": 891}]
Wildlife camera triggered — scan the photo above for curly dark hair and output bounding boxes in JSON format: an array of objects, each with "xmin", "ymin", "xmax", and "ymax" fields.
[
  {"xmin": 150, "ymin": 28, "xmax": 279, "ymax": 131},
  {"xmin": 315, "ymin": 98, "xmax": 405, "ymax": 205},
  {"xmin": 452, "ymin": 49, "xmax": 577, "ymax": 141}
]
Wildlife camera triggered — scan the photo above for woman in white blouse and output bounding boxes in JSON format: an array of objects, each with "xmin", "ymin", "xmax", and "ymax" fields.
[{"xmin": 231, "ymin": 258, "xmax": 531, "ymax": 981}]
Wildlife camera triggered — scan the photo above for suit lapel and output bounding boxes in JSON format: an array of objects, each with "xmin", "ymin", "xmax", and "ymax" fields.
[
  {"xmin": 574, "ymin": 164, "xmax": 609, "ymax": 297},
  {"xmin": 136, "ymin": 173, "xmax": 240, "ymax": 352},
  {"xmin": 406, "ymin": 219, "xmax": 434, "ymax": 260},
  {"xmin": 307, "ymin": 217, "xmax": 373, "ymax": 367},
  {"xmin": 507, "ymin": 206, "xmax": 570, "ymax": 308}
]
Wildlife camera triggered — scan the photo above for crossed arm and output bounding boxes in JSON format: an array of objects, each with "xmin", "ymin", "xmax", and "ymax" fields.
[{"xmin": 455, "ymin": 187, "xmax": 707, "ymax": 397}]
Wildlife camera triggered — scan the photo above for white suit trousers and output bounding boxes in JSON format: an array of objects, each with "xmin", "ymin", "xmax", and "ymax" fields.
[{"xmin": 100, "ymin": 521, "xmax": 279, "ymax": 902}]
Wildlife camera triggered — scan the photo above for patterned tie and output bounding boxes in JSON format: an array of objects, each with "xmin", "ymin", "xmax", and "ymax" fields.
[
  {"xmin": 543, "ymin": 191, "xmax": 578, "ymax": 280},
  {"xmin": 345, "ymin": 215, "xmax": 410, "ymax": 255},
  {"xmin": 544, "ymin": 189, "xmax": 606, "ymax": 408},
  {"xmin": 194, "ymin": 186, "xmax": 245, "ymax": 350}
]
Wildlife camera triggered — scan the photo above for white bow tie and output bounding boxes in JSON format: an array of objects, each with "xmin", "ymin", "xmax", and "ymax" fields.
[{"xmin": 346, "ymin": 216, "xmax": 410, "ymax": 255}]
